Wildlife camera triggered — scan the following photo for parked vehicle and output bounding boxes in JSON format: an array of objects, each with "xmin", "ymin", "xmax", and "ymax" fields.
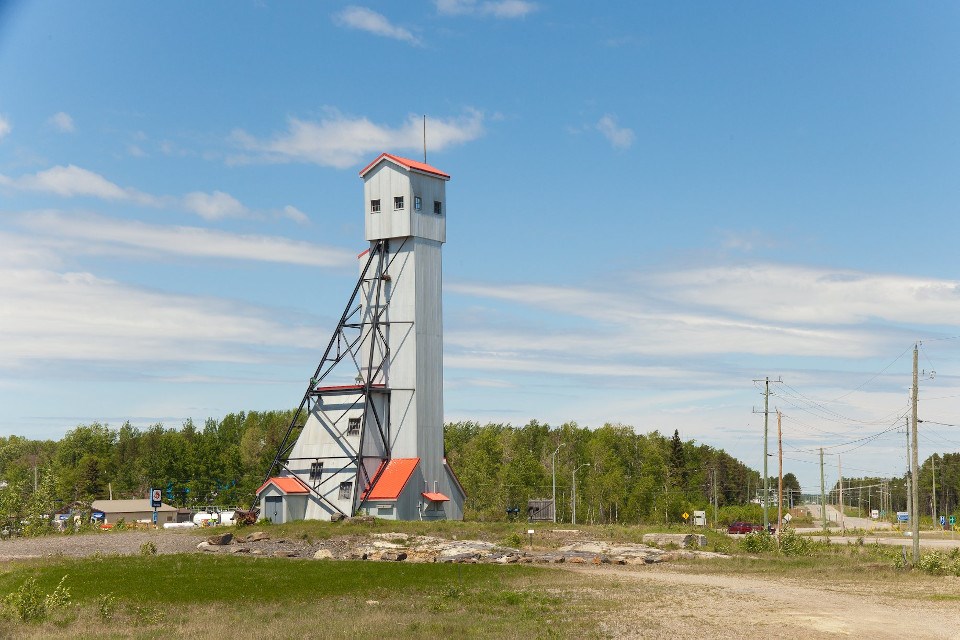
[{"xmin": 727, "ymin": 521, "xmax": 764, "ymax": 534}]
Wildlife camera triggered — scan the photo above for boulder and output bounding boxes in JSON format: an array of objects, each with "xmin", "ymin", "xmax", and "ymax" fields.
[
  {"xmin": 207, "ymin": 532, "xmax": 233, "ymax": 546},
  {"xmin": 380, "ymin": 551, "xmax": 408, "ymax": 562},
  {"xmin": 330, "ymin": 513, "xmax": 346, "ymax": 522},
  {"xmin": 313, "ymin": 549, "xmax": 334, "ymax": 560},
  {"xmin": 196, "ymin": 541, "xmax": 215, "ymax": 552},
  {"xmin": 641, "ymin": 533, "xmax": 707, "ymax": 549},
  {"xmin": 230, "ymin": 547, "xmax": 251, "ymax": 554},
  {"xmin": 243, "ymin": 531, "xmax": 270, "ymax": 543}
]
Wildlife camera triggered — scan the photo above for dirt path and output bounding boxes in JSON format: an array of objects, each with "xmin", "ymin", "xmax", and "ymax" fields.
[{"xmin": 570, "ymin": 564, "xmax": 960, "ymax": 639}]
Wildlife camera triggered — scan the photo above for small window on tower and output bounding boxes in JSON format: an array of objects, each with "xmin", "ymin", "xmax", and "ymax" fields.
[
  {"xmin": 338, "ymin": 481, "xmax": 353, "ymax": 500},
  {"xmin": 414, "ymin": 196, "xmax": 422, "ymax": 211},
  {"xmin": 370, "ymin": 199, "xmax": 380, "ymax": 213},
  {"xmin": 433, "ymin": 200, "xmax": 442, "ymax": 215},
  {"xmin": 394, "ymin": 196, "xmax": 404, "ymax": 210},
  {"xmin": 310, "ymin": 461, "xmax": 323, "ymax": 481},
  {"xmin": 347, "ymin": 417, "xmax": 361, "ymax": 435}
]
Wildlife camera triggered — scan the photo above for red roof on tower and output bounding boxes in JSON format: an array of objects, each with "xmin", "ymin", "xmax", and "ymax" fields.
[
  {"xmin": 364, "ymin": 458, "xmax": 420, "ymax": 500},
  {"xmin": 359, "ymin": 153, "xmax": 451, "ymax": 181},
  {"xmin": 256, "ymin": 476, "xmax": 310, "ymax": 496}
]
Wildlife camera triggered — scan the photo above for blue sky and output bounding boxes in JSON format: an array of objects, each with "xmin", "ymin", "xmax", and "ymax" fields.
[{"xmin": 1, "ymin": 1, "xmax": 959, "ymax": 493}]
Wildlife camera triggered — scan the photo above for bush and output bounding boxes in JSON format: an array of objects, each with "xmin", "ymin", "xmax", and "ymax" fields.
[
  {"xmin": 3, "ymin": 575, "xmax": 71, "ymax": 622},
  {"xmin": 139, "ymin": 541, "xmax": 157, "ymax": 556},
  {"xmin": 740, "ymin": 531, "xmax": 776, "ymax": 553},
  {"xmin": 97, "ymin": 593, "xmax": 118, "ymax": 621},
  {"xmin": 777, "ymin": 530, "xmax": 811, "ymax": 556}
]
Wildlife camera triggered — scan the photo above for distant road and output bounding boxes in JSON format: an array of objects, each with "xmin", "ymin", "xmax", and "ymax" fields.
[{"xmin": 799, "ymin": 503, "xmax": 960, "ymax": 550}]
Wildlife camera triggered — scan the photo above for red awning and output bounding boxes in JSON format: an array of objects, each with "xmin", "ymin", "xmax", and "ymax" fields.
[{"xmin": 421, "ymin": 492, "xmax": 450, "ymax": 502}]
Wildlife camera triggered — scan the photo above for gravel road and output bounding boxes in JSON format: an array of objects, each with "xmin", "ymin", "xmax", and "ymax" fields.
[{"xmin": 0, "ymin": 530, "xmax": 203, "ymax": 560}]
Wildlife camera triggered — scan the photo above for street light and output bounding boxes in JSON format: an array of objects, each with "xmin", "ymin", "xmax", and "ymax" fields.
[
  {"xmin": 572, "ymin": 463, "xmax": 590, "ymax": 525},
  {"xmin": 552, "ymin": 443, "xmax": 565, "ymax": 523}
]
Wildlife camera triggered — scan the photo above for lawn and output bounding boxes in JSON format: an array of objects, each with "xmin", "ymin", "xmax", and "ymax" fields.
[{"xmin": 0, "ymin": 554, "xmax": 612, "ymax": 639}]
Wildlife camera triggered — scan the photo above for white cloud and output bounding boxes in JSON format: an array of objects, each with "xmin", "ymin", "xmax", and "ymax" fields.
[
  {"xmin": 229, "ymin": 109, "xmax": 484, "ymax": 168},
  {"xmin": 49, "ymin": 112, "xmax": 75, "ymax": 133},
  {"xmin": 0, "ymin": 114, "xmax": 10, "ymax": 141},
  {"xmin": 596, "ymin": 114, "xmax": 634, "ymax": 149},
  {"xmin": 0, "ymin": 266, "xmax": 320, "ymax": 367},
  {"xmin": 16, "ymin": 211, "xmax": 355, "ymax": 268},
  {"xmin": 642, "ymin": 264, "xmax": 960, "ymax": 326},
  {"xmin": 436, "ymin": 0, "xmax": 537, "ymax": 18},
  {"xmin": 1, "ymin": 165, "xmax": 161, "ymax": 206},
  {"xmin": 333, "ymin": 6, "xmax": 421, "ymax": 45},
  {"xmin": 280, "ymin": 205, "xmax": 309, "ymax": 224},
  {"xmin": 182, "ymin": 190, "xmax": 249, "ymax": 220}
]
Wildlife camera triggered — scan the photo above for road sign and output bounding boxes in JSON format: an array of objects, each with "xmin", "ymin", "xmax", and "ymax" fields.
[
  {"xmin": 897, "ymin": 511, "xmax": 909, "ymax": 523},
  {"xmin": 150, "ymin": 488, "xmax": 162, "ymax": 508},
  {"xmin": 951, "ymin": 516, "xmax": 957, "ymax": 525},
  {"xmin": 682, "ymin": 512, "xmax": 689, "ymax": 520},
  {"xmin": 941, "ymin": 516, "xmax": 946, "ymax": 526},
  {"xmin": 783, "ymin": 513, "xmax": 792, "ymax": 522}
]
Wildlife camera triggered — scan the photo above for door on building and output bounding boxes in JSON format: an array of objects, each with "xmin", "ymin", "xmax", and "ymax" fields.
[{"xmin": 265, "ymin": 496, "xmax": 283, "ymax": 523}]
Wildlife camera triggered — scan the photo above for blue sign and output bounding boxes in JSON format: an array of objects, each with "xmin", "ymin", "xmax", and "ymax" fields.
[
  {"xmin": 150, "ymin": 488, "xmax": 162, "ymax": 509},
  {"xmin": 152, "ymin": 511, "xmax": 158, "ymax": 524},
  {"xmin": 941, "ymin": 516, "xmax": 946, "ymax": 526},
  {"xmin": 897, "ymin": 512, "xmax": 909, "ymax": 522}
]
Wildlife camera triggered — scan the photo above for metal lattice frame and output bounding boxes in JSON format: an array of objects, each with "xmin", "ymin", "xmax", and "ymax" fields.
[{"xmin": 256, "ymin": 238, "xmax": 408, "ymax": 516}]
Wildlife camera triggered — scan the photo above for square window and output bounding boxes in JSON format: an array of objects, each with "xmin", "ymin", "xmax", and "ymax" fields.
[
  {"xmin": 347, "ymin": 417, "xmax": 361, "ymax": 435},
  {"xmin": 394, "ymin": 196, "xmax": 404, "ymax": 210},
  {"xmin": 370, "ymin": 199, "xmax": 380, "ymax": 213},
  {"xmin": 310, "ymin": 461, "xmax": 324, "ymax": 481},
  {"xmin": 433, "ymin": 200, "xmax": 442, "ymax": 215},
  {"xmin": 338, "ymin": 481, "xmax": 353, "ymax": 500},
  {"xmin": 414, "ymin": 196, "xmax": 422, "ymax": 211}
]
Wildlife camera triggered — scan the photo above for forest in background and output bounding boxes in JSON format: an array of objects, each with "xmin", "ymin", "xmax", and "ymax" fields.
[{"xmin": 0, "ymin": 411, "xmax": 955, "ymax": 525}]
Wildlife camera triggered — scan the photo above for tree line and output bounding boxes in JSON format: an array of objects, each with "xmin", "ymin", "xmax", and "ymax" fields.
[{"xmin": 0, "ymin": 412, "xmax": 824, "ymax": 525}]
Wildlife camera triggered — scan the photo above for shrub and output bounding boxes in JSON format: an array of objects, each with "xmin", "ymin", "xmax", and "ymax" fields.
[
  {"xmin": 740, "ymin": 531, "xmax": 776, "ymax": 553},
  {"xmin": 917, "ymin": 552, "xmax": 949, "ymax": 575},
  {"xmin": 778, "ymin": 530, "xmax": 812, "ymax": 557},
  {"xmin": 3, "ymin": 575, "xmax": 71, "ymax": 622},
  {"xmin": 139, "ymin": 541, "xmax": 157, "ymax": 556},
  {"xmin": 97, "ymin": 593, "xmax": 118, "ymax": 621}
]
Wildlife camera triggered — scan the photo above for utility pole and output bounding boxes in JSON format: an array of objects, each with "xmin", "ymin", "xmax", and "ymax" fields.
[
  {"xmin": 572, "ymin": 463, "xmax": 590, "ymax": 526},
  {"xmin": 820, "ymin": 448, "xmax": 827, "ymax": 532},
  {"xmin": 838, "ymin": 455, "xmax": 844, "ymax": 533},
  {"xmin": 932, "ymin": 454, "xmax": 937, "ymax": 528},
  {"xmin": 713, "ymin": 468, "xmax": 719, "ymax": 529},
  {"xmin": 764, "ymin": 377, "xmax": 770, "ymax": 530},
  {"xmin": 905, "ymin": 417, "xmax": 913, "ymax": 523},
  {"xmin": 552, "ymin": 443, "xmax": 564, "ymax": 524},
  {"xmin": 777, "ymin": 410, "xmax": 783, "ymax": 539},
  {"xmin": 911, "ymin": 342, "xmax": 921, "ymax": 563}
]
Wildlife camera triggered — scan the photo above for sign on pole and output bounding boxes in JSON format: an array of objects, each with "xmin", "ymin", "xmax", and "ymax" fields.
[
  {"xmin": 150, "ymin": 488, "xmax": 162, "ymax": 509},
  {"xmin": 896, "ymin": 511, "xmax": 909, "ymax": 523}
]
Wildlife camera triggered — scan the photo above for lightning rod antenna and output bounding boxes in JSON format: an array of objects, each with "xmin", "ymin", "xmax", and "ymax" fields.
[{"xmin": 423, "ymin": 114, "xmax": 427, "ymax": 164}]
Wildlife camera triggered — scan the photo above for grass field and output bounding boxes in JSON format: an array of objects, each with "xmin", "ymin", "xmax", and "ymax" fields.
[{"xmin": 0, "ymin": 554, "xmax": 613, "ymax": 639}]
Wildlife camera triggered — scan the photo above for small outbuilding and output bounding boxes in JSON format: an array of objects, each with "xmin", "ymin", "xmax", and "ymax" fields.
[
  {"xmin": 90, "ymin": 499, "xmax": 178, "ymax": 525},
  {"xmin": 256, "ymin": 476, "xmax": 311, "ymax": 524}
]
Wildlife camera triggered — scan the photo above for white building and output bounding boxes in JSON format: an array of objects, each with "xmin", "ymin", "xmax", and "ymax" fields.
[{"xmin": 257, "ymin": 153, "xmax": 466, "ymax": 521}]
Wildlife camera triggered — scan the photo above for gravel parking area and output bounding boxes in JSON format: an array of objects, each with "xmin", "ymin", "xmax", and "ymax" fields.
[{"xmin": 0, "ymin": 530, "xmax": 203, "ymax": 560}]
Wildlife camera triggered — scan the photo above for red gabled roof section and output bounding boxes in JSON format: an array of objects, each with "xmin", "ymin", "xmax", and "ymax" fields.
[
  {"xmin": 359, "ymin": 153, "xmax": 451, "ymax": 181},
  {"xmin": 364, "ymin": 458, "xmax": 420, "ymax": 500},
  {"xmin": 256, "ymin": 476, "xmax": 310, "ymax": 496},
  {"xmin": 421, "ymin": 492, "xmax": 450, "ymax": 502}
]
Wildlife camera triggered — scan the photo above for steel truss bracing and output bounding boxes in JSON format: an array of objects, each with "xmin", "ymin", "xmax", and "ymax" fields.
[{"xmin": 257, "ymin": 238, "xmax": 407, "ymax": 517}]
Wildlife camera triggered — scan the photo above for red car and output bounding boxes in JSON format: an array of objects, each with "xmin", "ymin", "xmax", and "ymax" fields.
[{"xmin": 727, "ymin": 521, "xmax": 764, "ymax": 534}]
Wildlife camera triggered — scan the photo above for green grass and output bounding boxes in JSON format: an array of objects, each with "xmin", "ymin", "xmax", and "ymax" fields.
[{"xmin": 0, "ymin": 554, "xmax": 612, "ymax": 639}]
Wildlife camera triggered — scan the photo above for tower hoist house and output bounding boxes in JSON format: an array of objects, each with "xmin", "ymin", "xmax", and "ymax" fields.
[{"xmin": 256, "ymin": 153, "xmax": 465, "ymax": 522}]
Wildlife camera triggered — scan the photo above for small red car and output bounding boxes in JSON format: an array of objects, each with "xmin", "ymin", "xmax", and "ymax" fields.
[{"xmin": 727, "ymin": 521, "xmax": 764, "ymax": 534}]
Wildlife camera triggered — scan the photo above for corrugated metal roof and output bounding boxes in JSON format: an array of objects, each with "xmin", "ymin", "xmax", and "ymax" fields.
[
  {"xmin": 421, "ymin": 492, "xmax": 450, "ymax": 502},
  {"xmin": 365, "ymin": 458, "xmax": 420, "ymax": 500},
  {"xmin": 359, "ymin": 153, "xmax": 451, "ymax": 181},
  {"xmin": 256, "ymin": 476, "xmax": 310, "ymax": 496}
]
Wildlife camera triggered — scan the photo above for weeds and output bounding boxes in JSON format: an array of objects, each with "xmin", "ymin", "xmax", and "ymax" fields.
[{"xmin": 2, "ymin": 575, "xmax": 71, "ymax": 622}]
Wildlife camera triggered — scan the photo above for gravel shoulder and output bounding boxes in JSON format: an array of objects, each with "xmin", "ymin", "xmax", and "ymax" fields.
[{"xmin": 573, "ymin": 563, "xmax": 960, "ymax": 640}]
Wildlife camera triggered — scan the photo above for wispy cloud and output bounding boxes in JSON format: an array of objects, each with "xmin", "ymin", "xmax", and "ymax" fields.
[
  {"xmin": 596, "ymin": 114, "xmax": 634, "ymax": 149},
  {"xmin": 0, "ymin": 114, "xmax": 10, "ymax": 141},
  {"xmin": 333, "ymin": 6, "xmax": 421, "ymax": 45},
  {"xmin": 436, "ymin": 0, "xmax": 537, "ymax": 19},
  {"xmin": 229, "ymin": 109, "xmax": 484, "ymax": 168},
  {"xmin": 0, "ymin": 265, "xmax": 320, "ymax": 367},
  {"xmin": 0, "ymin": 165, "xmax": 161, "ymax": 206},
  {"xmin": 48, "ymin": 112, "xmax": 75, "ymax": 133},
  {"xmin": 0, "ymin": 164, "xmax": 302, "ymax": 222},
  {"xmin": 15, "ymin": 211, "xmax": 354, "ymax": 268}
]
